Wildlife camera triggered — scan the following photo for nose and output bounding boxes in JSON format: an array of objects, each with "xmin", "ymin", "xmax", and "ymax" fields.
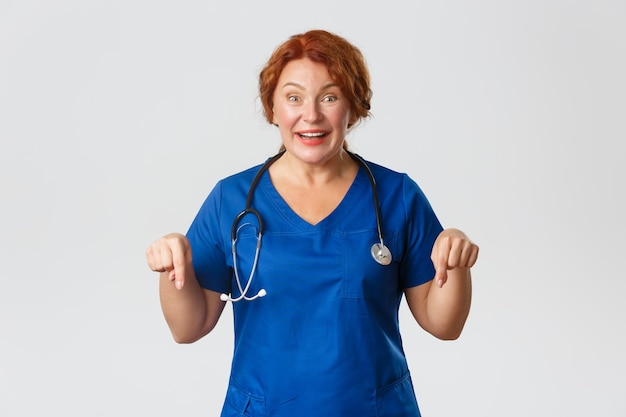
[{"xmin": 302, "ymin": 100, "xmax": 322, "ymax": 123}]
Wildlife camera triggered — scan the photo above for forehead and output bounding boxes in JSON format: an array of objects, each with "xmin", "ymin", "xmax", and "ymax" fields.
[{"xmin": 277, "ymin": 58, "xmax": 335, "ymax": 87}]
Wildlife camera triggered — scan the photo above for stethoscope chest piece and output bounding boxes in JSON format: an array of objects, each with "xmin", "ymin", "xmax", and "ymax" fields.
[{"xmin": 371, "ymin": 242, "xmax": 392, "ymax": 266}]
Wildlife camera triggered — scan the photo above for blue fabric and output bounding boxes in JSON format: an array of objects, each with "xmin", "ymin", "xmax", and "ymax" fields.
[{"xmin": 186, "ymin": 157, "xmax": 443, "ymax": 417}]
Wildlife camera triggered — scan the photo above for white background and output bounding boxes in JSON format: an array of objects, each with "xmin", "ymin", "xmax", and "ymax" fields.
[{"xmin": 1, "ymin": 1, "xmax": 625, "ymax": 416}]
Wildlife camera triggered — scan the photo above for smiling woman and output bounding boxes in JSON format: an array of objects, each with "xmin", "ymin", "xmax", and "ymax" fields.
[
  {"xmin": 145, "ymin": 29, "xmax": 478, "ymax": 417},
  {"xmin": 2, "ymin": 1, "xmax": 625, "ymax": 416}
]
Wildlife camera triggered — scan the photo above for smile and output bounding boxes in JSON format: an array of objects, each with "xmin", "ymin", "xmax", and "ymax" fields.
[{"xmin": 298, "ymin": 131, "xmax": 328, "ymax": 139}]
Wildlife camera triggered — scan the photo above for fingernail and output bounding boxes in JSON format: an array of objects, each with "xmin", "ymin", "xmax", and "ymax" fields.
[
  {"xmin": 438, "ymin": 279, "xmax": 443, "ymax": 288},
  {"xmin": 175, "ymin": 280, "xmax": 183, "ymax": 290}
]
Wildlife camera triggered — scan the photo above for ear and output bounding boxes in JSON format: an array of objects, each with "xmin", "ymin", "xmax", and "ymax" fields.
[{"xmin": 348, "ymin": 113, "xmax": 358, "ymax": 128}]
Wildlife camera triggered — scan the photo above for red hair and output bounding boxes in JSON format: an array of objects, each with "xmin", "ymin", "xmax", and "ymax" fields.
[{"xmin": 259, "ymin": 30, "xmax": 372, "ymax": 130}]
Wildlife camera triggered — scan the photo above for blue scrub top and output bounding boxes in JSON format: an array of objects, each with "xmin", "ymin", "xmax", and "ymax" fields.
[{"xmin": 186, "ymin": 157, "xmax": 443, "ymax": 417}]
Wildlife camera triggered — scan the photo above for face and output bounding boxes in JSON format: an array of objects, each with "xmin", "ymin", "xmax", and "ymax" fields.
[{"xmin": 272, "ymin": 58, "xmax": 355, "ymax": 166}]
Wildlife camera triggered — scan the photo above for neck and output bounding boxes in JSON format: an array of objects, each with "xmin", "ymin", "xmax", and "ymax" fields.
[{"xmin": 270, "ymin": 149, "xmax": 357, "ymax": 188}]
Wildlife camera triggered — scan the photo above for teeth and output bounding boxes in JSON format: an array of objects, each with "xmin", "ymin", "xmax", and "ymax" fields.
[{"xmin": 300, "ymin": 132, "xmax": 325, "ymax": 137}]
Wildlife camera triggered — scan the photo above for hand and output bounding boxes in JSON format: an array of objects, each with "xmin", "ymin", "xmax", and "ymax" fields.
[
  {"xmin": 431, "ymin": 228, "xmax": 479, "ymax": 288},
  {"xmin": 145, "ymin": 233, "xmax": 192, "ymax": 290}
]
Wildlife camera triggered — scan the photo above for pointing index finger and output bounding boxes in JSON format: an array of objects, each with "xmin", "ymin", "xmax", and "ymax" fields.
[
  {"xmin": 170, "ymin": 237, "xmax": 187, "ymax": 290},
  {"xmin": 432, "ymin": 236, "xmax": 450, "ymax": 287}
]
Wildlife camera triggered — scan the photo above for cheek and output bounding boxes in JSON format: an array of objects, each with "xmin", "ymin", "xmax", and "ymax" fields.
[
  {"xmin": 335, "ymin": 109, "xmax": 353, "ymax": 128},
  {"xmin": 273, "ymin": 105, "xmax": 296, "ymax": 125}
]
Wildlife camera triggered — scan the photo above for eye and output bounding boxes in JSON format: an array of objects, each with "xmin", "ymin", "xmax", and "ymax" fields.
[
  {"xmin": 322, "ymin": 95, "xmax": 337, "ymax": 103},
  {"xmin": 288, "ymin": 95, "xmax": 300, "ymax": 102}
]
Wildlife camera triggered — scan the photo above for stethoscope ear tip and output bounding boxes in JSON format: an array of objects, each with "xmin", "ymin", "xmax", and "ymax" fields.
[{"xmin": 220, "ymin": 288, "xmax": 267, "ymax": 303}]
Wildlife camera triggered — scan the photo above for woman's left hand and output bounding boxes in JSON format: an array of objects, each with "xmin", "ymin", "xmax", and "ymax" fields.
[{"xmin": 431, "ymin": 228, "xmax": 479, "ymax": 287}]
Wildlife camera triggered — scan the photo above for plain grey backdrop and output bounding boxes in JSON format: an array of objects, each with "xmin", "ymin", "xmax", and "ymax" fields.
[{"xmin": 1, "ymin": 0, "xmax": 625, "ymax": 416}]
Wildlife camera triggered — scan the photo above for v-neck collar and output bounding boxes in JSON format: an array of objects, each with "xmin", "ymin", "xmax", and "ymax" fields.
[{"xmin": 258, "ymin": 165, "xmax": 369, "ymax": 231}]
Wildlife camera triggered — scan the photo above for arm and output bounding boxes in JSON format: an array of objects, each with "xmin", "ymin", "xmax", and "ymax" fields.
[
  {"xmin": 405, "ymin": 228, "xmax": 478, "ymax": 340},
  {"xmin": 147, "ymin": 233, "xmax": 226, "ymax": 344}
]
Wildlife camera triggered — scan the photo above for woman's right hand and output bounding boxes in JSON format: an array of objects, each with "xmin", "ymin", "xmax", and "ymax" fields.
[{"xmin": 145, "ymin": 233, "xmax": 192, "ymax": 290}]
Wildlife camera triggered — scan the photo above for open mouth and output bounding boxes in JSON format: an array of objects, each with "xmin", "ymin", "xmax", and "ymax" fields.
[{"xmin": 298, "ymin": 131, "xmax": 328, "ymax": 139}]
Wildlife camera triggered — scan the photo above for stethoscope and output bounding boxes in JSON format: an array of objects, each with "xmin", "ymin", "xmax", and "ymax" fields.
[{"xmin": 220, "ymin": 150, "xmax": 392, "ymax": 302}]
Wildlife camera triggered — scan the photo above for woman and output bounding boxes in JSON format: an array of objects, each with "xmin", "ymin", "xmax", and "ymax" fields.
[{"xmin": 146, "ymin": 29, "xmax": 478, "ymax": 417}]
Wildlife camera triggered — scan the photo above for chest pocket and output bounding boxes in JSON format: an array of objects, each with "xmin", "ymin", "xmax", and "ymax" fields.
[{"xmin": 340, "ymin": 230, "xmax": 402, "ymax": 301}]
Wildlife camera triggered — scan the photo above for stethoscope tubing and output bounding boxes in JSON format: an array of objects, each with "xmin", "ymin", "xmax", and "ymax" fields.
[{"xmin": 221, "ymin": 150, "xmax": 391, "ymax": 303}]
